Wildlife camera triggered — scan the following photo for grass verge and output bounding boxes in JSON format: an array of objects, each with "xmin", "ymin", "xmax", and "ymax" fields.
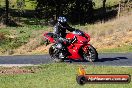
[
  {"xmin": 0, "ymin": 25, "xmax": 50, "ymax": 55},
  {"xmin": 98, "ymin": 45, "xmax": 132, "ymax": 53},
  {"xmin": 0, "ymin": 63, "xmax": 131, "ymax": 88}
]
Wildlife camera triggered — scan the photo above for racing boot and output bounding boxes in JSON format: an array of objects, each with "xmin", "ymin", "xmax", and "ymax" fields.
[{"xmin": 59, "ymin": 52, "xmax": 65, "ymax": 59}]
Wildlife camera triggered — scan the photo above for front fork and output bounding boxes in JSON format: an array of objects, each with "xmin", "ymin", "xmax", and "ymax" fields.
[
  {"xmin": 82, "ymin": 44, "xmax": 90, "ymax": 55},
  {"xmin": 82, "ymin": 44, "xmax": 92, "ymax": 61}
]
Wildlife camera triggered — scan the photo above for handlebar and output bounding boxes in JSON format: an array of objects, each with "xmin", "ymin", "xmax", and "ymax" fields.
[{"xmin": 71, "ymin": 36, "xmax": 77, "ymax": 44}]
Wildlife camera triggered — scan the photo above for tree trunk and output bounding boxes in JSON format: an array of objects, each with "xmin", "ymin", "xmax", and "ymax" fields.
[
  {"xmin": 117, "ymin": 1, "xmax": 121, "ymax": 18},
  {"xmin": 5, "ymin": 0, "xmax": 9, "ymax": 25}
]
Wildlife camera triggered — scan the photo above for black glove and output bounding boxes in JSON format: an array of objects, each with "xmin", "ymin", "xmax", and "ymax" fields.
[{"xmin": 65, "ymin": 36, "xmax": 77, "ymax": 44}]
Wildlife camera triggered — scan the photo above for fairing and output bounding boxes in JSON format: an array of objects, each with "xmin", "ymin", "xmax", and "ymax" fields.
[{"xmin": 43, "ymin": 31, "xmax": 91, "ymax": 60}]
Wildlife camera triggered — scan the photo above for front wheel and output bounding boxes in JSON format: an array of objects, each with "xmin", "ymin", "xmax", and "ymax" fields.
[
  {"xmin": 83, "ymin": 45, "xmax": 98, "ymax": 62},
  {"xmin": 49, "ymin": 44, "xmax": 63, "ymax": 62}
]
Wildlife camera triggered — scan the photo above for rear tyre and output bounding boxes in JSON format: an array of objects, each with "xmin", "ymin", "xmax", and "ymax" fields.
[
  {"xmin": 49, "ymin": 44, "xmax": 63, "ymax": 62},
  {"xmin": 83, "ymin": 45, "xmax": 98, "ymax": 62}
]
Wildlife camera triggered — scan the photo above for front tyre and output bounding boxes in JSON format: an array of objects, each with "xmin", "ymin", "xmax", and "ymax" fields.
[
  {"xmin": 83, "ymin": 45, "xmax": 98, "ymax": 62},
  {"xmin": 49, "ymin": 44, "xmax": 63, "ymax": 62}
]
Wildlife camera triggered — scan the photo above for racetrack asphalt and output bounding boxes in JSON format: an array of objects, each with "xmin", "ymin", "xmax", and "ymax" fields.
[{"xmin": 0, "ymin": 53, "xmax": 131, "ymax": 66}]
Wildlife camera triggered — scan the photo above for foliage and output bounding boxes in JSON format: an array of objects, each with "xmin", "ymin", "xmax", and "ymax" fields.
[
  {"xmin": 35, "ymin": 0, "xmax": 95, "ymax": 24},
  {"xmin": 0, "ymin": 0, "xmax": 124, "ymax": 24}
]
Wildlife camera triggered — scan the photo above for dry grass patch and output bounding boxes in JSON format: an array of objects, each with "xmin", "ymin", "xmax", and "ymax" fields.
[
  {"xmin": 0, "ymin": 66, "xmax": 41, "ymax": 75},
  {"xmin": 83, "ymin": 14, "xmax": 132, "ymax": 51},
  {"xmin": 30, "ymin": 44, "xmax": 53, "ymax": 54},
  {"xmin": 13, "ymin": 29, "xmax": 52, "ymax": 55},
  {"xmin": 14, "ymin": 35, "xmax": 43, "ymax": 55}
]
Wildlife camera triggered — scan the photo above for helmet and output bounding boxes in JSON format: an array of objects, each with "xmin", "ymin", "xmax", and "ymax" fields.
[{"xmin": 58, "ymin": 16, "xmax": 67, "ymax": 25}]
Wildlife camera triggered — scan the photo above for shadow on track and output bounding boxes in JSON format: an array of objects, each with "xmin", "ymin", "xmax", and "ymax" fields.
[
  {"xmin": 64, "ymin": 57, "xmax": 128, "ymax": 63},
  {"xmin": 97, "ymin": 57, "xmax": 128, "ymax": 62}
]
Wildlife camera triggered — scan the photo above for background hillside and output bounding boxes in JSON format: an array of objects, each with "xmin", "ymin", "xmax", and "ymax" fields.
[
  {"xmin": 0, "ymin": 14, "xmax": 131, "ymax": 55},
  {"xmin": 0, "ymin": 0, "xmax": 132, "ymax": 55}
]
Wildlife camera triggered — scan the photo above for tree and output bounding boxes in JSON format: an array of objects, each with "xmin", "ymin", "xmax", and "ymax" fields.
[{"xmin": 35, "ymin": 0, "xmax": 95, "ymax": 24}]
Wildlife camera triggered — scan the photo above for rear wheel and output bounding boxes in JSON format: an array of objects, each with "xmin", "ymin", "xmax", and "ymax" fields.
[
  {"xmin": 83, "ymin": 45, "xmax": 98, "ymax": 62},
  {"xmin": 49, "ymin": 44, "xmax": 63, "ymax": 62}
]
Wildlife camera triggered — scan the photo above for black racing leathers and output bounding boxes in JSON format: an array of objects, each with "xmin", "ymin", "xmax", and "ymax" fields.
[
  {"xmin": 53, "ymin": 22, "xmax": 75, "ymax": 42},
  {"xmin": 53, "ymin": 22, "xmax": 75, "ymax": 58}
]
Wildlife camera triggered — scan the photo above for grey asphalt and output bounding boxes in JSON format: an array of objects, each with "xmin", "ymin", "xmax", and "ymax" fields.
[{"xmin": 0, "ymin": 53, "xmax": 131, "ymax": 66}]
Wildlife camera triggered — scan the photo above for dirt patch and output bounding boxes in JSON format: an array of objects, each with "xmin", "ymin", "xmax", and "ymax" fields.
[{"xmin": 0, "ymin": 67, "xmax": 41, "ymax": 75}]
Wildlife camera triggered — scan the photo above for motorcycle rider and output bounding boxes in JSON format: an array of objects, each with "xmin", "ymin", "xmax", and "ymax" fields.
[{"xmin": 53, "ymin": 16, "xmax": 76, "ymax": 58}]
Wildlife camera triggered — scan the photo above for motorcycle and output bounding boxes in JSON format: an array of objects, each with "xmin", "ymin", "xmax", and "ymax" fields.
[{"xmin": 43, "ymin": 29, "xmax": 98, "ymax": 62}]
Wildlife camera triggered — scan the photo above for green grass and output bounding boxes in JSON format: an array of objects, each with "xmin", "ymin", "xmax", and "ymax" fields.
[
  {"xmin": 93, "ymin": 0, "xmax": 120, "ymax": 9},
  {"xmin": 0, "ymin": 63, "xmax": 131, "ymax": 88},
  {"xmin": 0, "ymin": 0, "xmax": 37, "ymax": 10},
  {"xmin": 99, "ymin": 45, "xmax": 132, "ymax": 53}
]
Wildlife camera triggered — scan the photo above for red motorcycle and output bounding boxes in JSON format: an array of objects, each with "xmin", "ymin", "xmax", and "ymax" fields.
[{"xmin": 43, "ymin": 29, "xmax": 98, "ymax": 62}]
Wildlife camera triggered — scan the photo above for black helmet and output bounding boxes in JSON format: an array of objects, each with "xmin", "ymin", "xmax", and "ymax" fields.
[{"xmin": 58, "ymin": 16, "xmax": 67, "ymax": 25}]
